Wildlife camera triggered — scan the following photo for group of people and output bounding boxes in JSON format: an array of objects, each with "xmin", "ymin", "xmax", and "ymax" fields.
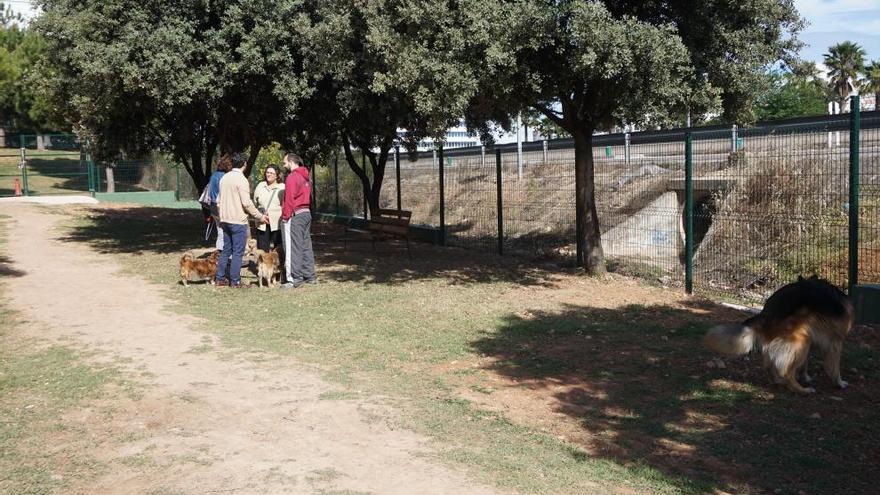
[{"xmin": 205, "ymin": 151, "xmax": 316, "ymax": 288}]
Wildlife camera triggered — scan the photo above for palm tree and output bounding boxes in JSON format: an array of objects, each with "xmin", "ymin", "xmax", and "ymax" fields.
[
  {"xmin": 824, "ymin": 41, "xmax": 866, "ymax": 111},
  {"xmin": 864, "ymin": 60, "xmax": 880, "ymax": 109}
]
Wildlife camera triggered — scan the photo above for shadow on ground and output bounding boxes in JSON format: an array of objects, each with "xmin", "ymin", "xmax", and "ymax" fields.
[
  {"xmin": 64, "ymin": 206, "xmax": 563, "ymax": 286},
  {"xmin": 0, "ymin": 254, "xmax": 25, "ymax": 278},
  {"xmin": 470, "ymin": 300, "xmax": 880, "ymax": 495}
]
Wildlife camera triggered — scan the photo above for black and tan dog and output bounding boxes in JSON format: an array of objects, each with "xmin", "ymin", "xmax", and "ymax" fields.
[{"xmin": 705, "ymin": 276, "xmax": 853, "ymax": 394}]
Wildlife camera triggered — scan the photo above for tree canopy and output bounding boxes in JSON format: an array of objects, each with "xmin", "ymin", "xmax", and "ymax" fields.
[
  {"xmin": 466, "ymin": 0, "xmax": 802, "ymax": 272},
  {"xmin": 33, "ymin": 0, "xmax": 314, "ymax": 188},
  {"xmin": 30, "ymin": 0, "xmax": 805, "ymax": 273},
  {"xmin": 0, "ymin": 3, "xmax": 56, "ymax": 133}
]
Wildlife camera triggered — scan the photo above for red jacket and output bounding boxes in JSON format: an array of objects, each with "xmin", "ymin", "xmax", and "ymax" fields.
[{"xmin": 281, "ymin": 166, "xmax": 311, "ymax": 220}]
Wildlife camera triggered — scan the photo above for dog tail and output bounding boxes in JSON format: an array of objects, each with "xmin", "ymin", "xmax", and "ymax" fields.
[{"xmin": 704, "ymin": 322, "xmax": 756, "ymax": 357}]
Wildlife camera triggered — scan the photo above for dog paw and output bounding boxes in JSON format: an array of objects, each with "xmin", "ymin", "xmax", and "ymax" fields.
[
  {"xmin": 837, "ymin": 380, "xmax": 848, "ymax": 389},
  {"xmin": 801, "ymin": 387, "xmax": 816, "ymax": 394}
]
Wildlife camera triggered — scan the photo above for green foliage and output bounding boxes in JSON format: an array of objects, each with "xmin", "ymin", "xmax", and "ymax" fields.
[
  {"xmin": 864, "ymin": 60, "xmax": 880, "ymax": 101},
  {"xmin": 824, "ymin": 41, "xmax": 866, "ymax": 104},
  {"xmin": 755, "ymin": 70, "xmax": 827, "ymax": 121},
  {"xmin": 33, "ymin": 0, "xmax": 314, "ymax": 189},
  {"xmin": 250, "ymin": 143, "xmax": 284, "ymax": 185},
  {"xmin": 0, "ymin": 4, "xmax": 57, "ymax": 132}
]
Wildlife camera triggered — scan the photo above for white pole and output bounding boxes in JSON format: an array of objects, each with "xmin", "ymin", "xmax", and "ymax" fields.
[
  {"xmin": 481, "ymin": 145, "xmax": 486, "ymax": 169},
  {"xmin": 834, "ymin": 102, "xmax": 841, "ymax": 147},
  {"xmin": 516, "ymin": 113, "xmax": 523, "ymax": 180},
  {"xmin": 828, "ymin": 102, "xmax": 834, "ymax": 149},
  {"xmin": 624, "ymin": 129, "xmax": 631, "ymax": 166},
  {"xmin": 542, "ymin": 140, "xmax": 548, "ymax": 166}
]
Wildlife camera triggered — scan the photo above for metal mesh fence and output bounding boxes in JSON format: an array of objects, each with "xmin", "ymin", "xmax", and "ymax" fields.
[
  {"xmin": 310, "ymin": 106, "xmax": 880, "ymax": 303},
  {"xmin": 691, "ymin": 123, "xmax": 851, "ymax": 300},
  {"xmin": 861, "ymin": 112, "xmax": 880, "ymax": 285},
  {"xmin": 18, "ymin": 134, "xmax": 87, "ymax": 195},
  {"xmin": 398, "ymin": 151, "xmax": 440, "ymax": 227},
  {"xmin": 443, "ymin": 149, "xmax": 498, "ymax": 252},
  {"xmin": 596, "ymin": 134, "xmax": 685, "ymax": 281}
]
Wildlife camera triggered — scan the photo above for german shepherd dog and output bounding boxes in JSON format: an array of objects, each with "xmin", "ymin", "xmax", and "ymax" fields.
[{"xmin": 704, "ymin": 276, "xmax": 853, "ymax": 394}]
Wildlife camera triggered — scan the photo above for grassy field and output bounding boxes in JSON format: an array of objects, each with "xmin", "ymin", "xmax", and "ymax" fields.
[
  {"xmin": 0, "ymin": 214, "xmax": 144, "ymax": 494},
  {"xmin": 48, "ymin": 204, "xmax": 880, "ymax": 495}
]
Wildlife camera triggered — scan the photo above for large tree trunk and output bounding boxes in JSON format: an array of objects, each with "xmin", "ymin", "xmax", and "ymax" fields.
[
  {"xmin": 105, "ymin": 165, "xmax": 116, "ymax": 193},
  {"xmin": 572, "ymin": 127, "xmax": 605, "ymax": 274}
]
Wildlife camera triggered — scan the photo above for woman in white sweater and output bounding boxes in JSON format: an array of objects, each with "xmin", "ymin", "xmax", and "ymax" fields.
[{"xmin": 253, "ymin": 165, "xmax": 286, "ymax": 253}]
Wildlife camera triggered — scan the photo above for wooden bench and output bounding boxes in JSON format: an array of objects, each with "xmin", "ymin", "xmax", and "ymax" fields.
[{"xmin": 344, "ymin": 209, "xmax": 412, "ymax": 256}]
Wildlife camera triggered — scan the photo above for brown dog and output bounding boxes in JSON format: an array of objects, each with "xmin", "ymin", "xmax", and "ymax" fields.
[
  {"xmin": 245, "ymin": 239, "xmax": 281, "ymax": 287},
  {"xmin": 179, "ymin": 250, "xmax": 220, "ymax": 286},
  {"xmin": 705, "ymin": 276, "xmax": 853, "ymax": 394}
]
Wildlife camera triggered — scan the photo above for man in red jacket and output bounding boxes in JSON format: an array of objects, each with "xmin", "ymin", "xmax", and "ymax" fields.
[{"xmin": 280, "ymin": 152, "xmax": 316, "ymax": 288}]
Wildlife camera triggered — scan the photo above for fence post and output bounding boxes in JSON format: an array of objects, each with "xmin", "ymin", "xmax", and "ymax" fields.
[
  {"xmin": 542, "ymin": 139, "xmax": 548, "ymax": 165},
  {"xmin": 312, "ymin": 160, "xmax": 318, "ymax": 212},
  {"xmin": 175, "ymin": 163, "xmax": 181, "ymax": 201},
  {"xmin": 438, "ymin": 144, "xmax": 446, "ymax": 246},
  {"xmin": 730, "ymin": 124, "xmax": 735, "ymax": 152},
  {"xmin": 361, "ymin": 153, "xmax": 368, "ymax": 219},
  {"xmin": 19, "ymin": 145, "xmax": 29, "ymax": 196},
  {"xmin": 849, "ymin": 95, "xmax": 860, "ymax": 295},
  {"xmin": 624, "ymin": 131, "xmax": 631, "ymax": 166},
  {"xmin": 395, "ymin": 145, "xmax": 402, "ymax": 211},
  {"xmin": 19, "ymin": 135, "xmax": 29, "ymax": 196},
  {"xmin": 685, "ymin": 132, "xmax": 694, "ymax": 295},
  {"xmin": 496, "ymin": 148, "xmax": 503, "ymax": 255},
  {"xmin": 481, "ymin": 145, "xmax": 486, "ymax": 169},
  {"xmin": 334, "ymin": 153, "xmax": 340, "ymax": 216}
]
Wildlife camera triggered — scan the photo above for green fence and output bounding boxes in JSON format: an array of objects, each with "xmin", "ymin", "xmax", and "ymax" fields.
[
  {"xmin": 315, "ymin": 96, "xmax": 879, "ymax": 304},
  {"xmin": 1, "ymin": 134, "xmax": 192, "ymax": 202}
]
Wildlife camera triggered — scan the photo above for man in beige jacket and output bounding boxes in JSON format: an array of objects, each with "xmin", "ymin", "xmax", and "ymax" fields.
[{"xmin": 214, "ymin": 152, "xmax": 269, "ymax": 287}]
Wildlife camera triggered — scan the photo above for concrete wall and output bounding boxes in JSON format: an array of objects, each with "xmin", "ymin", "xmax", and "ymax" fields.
[{"xmin": 601, "ymin": 191, "xmax": 683, "ymax": 266}]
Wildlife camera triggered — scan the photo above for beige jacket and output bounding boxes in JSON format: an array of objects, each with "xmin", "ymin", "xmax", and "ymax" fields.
[
  {"xmin": 253, "ymin": 181, "xmax": 285, "ymax": 232},
  {"xmin": 217, "ymin": 168, "xmax": 265, "ymax": 225}
]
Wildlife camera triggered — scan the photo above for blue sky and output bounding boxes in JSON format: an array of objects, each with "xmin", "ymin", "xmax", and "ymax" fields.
[
  {"xmin": 7, "ymin": 0, "xmax": 880, "ymax": 65},
  {"xmin": 795, "ymin": 0, "xmax": 880, "ymax": 65}
]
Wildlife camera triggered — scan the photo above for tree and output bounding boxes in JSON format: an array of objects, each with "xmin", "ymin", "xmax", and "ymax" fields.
[
  {"xmin": 33, "ymin": 0, "xmax": 314, "ymax": 192},
  {"xmin": 755, "ymin": 69, "xmax": 827, "ymax": 120},
  {"xmin": 278, "ymin": 0, "xmax": 481, "ymax": 217},
  {"xmin": 467, "ymin": 0, "xmax": 802, "ymax": 273},
  {"xmin": 0, "ymin": 3, "xmax": 59, "ymax": 134},
  {"xmin": 824, "ymin": 41, "xmax": 866, "ymax": 111},
  {"xmin": 863, "ymin": 60, "xmax": 880, "ymax": 105}
]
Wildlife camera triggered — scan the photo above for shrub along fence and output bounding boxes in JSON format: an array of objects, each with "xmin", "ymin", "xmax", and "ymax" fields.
[{"xmin": 315, "ymin": 96, "xmax": 880, "ymax": 306}]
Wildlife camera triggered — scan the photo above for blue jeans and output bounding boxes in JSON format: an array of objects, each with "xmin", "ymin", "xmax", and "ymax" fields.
[{"xmin": 215, "ymin": 223, "xmax": 248, "ymax": 285}]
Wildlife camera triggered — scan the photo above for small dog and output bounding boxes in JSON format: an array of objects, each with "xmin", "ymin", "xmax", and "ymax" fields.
[
  {"xmin": 245, "ymin": 239, "xmax": 282, "ymax": 287},
  {"xmin": 179, "ymin": 250, "xmax": 220, "ymax": 286},
  {"xmin": 704, "ymin": 276, "xmax": 853, "ymax": 394}
]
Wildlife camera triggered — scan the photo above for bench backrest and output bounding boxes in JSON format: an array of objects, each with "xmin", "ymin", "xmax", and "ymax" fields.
[{"xmin": 368, "ymin": 209, "xmax": 412, "ymax": 236}]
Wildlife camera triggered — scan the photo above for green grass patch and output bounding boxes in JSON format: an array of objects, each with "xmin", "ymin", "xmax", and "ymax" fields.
[
  {"xmin": 55, "ymin": 205, "xmax": 880, "ymax": 495},
  {"xmin": 0, "ymin": 214, "xmax": 139, "ymax": 493}
]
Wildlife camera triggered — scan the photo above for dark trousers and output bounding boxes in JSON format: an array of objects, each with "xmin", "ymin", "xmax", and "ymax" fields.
[
  {"xmin": 215, "ymin": 223, "xmax": 248, "ymax": 285},
  {"xmin": 256, "ymin": 227, "xmax": 282, "ymax": 254},
  {"xmin": 283, "ymin": 212, "xmax": 315, "ymax": 283}
]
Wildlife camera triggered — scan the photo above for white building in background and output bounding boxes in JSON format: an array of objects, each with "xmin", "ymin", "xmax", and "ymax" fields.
[
  {"xmin": 397, "ymin": 119, "xmax": 541, "ymax": 152},
  {"xmin": 397, "ymin": 124, "xmax": 481, "ymax": 151}
]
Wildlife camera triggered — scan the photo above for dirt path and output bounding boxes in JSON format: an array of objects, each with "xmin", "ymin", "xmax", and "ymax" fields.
[{"xmin": 3, "ymin": 204, "xmax": 502, "ymax": 495}]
